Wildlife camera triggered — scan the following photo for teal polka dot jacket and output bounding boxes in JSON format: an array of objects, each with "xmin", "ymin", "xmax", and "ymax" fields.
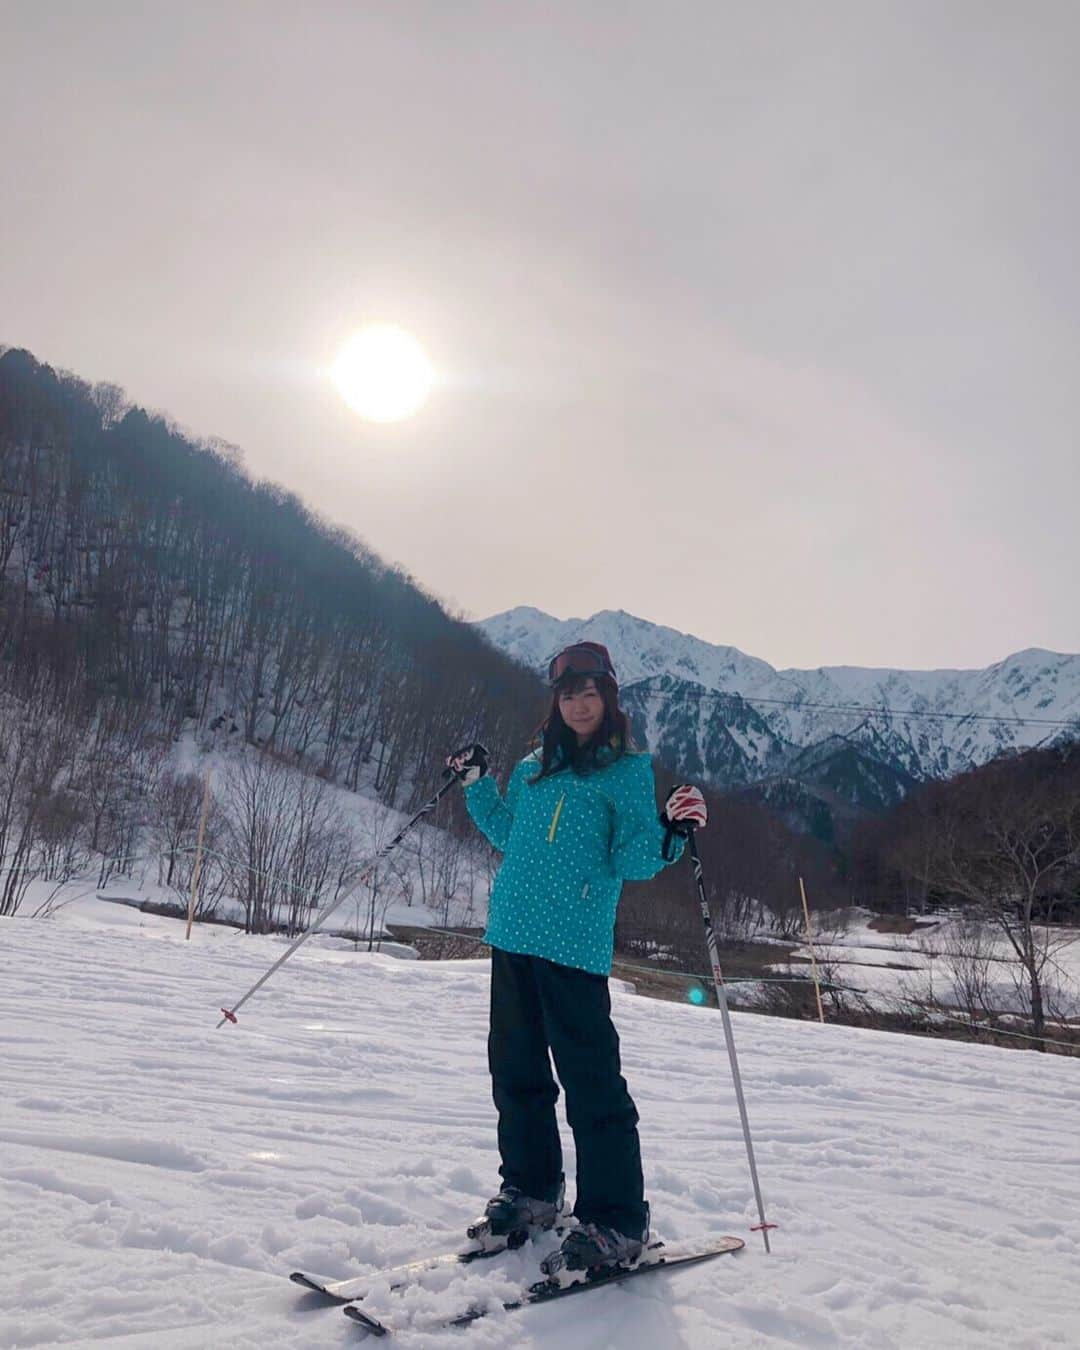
[{"xmin": 463, "ymin": 748, "xmax": 684, "ymax": 976}]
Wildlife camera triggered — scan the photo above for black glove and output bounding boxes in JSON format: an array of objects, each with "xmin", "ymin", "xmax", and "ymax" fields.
[
  {"xmin": 661, "ymin": 784, "xmax": 708, "ymax": 833},
  {"xmin": 659, "ymin": 784, "xmax": 708, "ymax": 859},
  {"xmin": 445, "ymin": 743, "xmax": 489, "ymax": 786}
]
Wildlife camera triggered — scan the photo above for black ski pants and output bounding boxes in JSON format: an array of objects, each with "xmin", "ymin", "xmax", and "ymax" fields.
[{"xmin": 488, "ymin": 947, "xmax": 647, "ymax": 1236}]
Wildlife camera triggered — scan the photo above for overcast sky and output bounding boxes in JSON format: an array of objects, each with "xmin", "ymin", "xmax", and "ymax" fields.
[{"xmin": 2, "ymin": 2, "xmax": 1077, "ymax": 671}]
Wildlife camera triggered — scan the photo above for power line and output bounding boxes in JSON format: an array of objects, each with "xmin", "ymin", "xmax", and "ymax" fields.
[{"xmin": 627, "ymin": 681, "xmax": 1080, "ymax": 730}]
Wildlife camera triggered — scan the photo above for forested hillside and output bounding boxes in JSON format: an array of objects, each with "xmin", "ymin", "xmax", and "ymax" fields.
[{"xmin": 0, "ymin": 347, "xmax": 543, "ymax": 793}]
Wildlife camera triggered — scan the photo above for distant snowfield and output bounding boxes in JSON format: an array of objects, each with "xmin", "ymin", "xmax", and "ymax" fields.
[
  {"xmin": 2, "ymin": 900, "xmax": 1079, "ymax": 1348},
  {"xmin": 770, "ymin": 916, "xmax": 1080, "ymax": 1023}
]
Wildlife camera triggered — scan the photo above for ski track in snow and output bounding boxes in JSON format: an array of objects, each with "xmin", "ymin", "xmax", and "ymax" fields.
[{"xmin": 2, "ymin": 898, "xmax": 1078, "ymax": 1348}]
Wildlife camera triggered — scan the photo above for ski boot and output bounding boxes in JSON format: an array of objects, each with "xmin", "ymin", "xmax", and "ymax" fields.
[
  {"xmin": 466, "ymin": 1179, "xmax": 565, "ymax": 1252},
  {"xmin": 540, "ymin": 1208, "xmax": 652, "ymax": 1287}
]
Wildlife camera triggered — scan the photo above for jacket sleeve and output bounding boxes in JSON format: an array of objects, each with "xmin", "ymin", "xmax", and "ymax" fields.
[
  {"xmin": 463, "ymin": 756, "xmax": 531, "ymax": 853},
  {"xmin": 610, "ymin": 755, "xmax": 685, "ymax": 880}
]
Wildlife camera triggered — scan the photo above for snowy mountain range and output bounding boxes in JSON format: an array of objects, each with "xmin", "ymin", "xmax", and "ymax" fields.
[{"xmin": 476, "ymin": 608, "xmax": 1080, "ymax": 837}]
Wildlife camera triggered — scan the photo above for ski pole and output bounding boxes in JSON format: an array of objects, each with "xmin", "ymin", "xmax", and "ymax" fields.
[
  {"xmin": 684, "ymin": 828, "xmax": 776, "ymax": 1252},
  {"xmin": 216, "ymin": 770, "xmax": 461, "ymax": 1029}
]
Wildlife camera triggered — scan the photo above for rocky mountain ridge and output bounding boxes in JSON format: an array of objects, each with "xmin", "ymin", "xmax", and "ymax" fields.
[{"xmin": 476, "ymin": 607, "xmax": 1080, "ymax": 838}]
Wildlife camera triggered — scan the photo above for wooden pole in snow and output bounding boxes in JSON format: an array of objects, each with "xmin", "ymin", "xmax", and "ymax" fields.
[
  {"xmin": 185, "ymin": 769, "xmax": 212, "ymax": 941},
  {"xmin": 799, "ymin": 875, "xmax": 826, "ymax": 1023}
]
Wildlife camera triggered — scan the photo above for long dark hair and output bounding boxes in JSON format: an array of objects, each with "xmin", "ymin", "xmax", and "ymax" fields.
[{"xmin": 528, "ymin": 673, "xmax": 634, "ymax": 783}]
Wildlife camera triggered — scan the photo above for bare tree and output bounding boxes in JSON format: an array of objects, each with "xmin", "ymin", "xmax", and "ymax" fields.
[
  {"xmin": 150, "ymin": 770, "xmax": 229, "ymax": 919},
  {"xmin": 91, "ymin": 381, "xmax": 129, "ymax": 428},
  {"xmin": 151, "ymin": 771, "xmax": 209, "ymax": 890},
  {"xmin": 934, "ymin": 920, "xmax": 998, "ymax": 1028},
  {"xmin": 283, "ymin": 770, "xmax": 352, "ymax": 936},
  {"xmin": 36, "ymin": 789, "xmax": 90, "ymax": 887},
  {"xmin": 0, "ymin": 679, "xmax": 85, "ymax": 915},
  {"xmin": 349, "ymin": 802, "xmax": 402, "ymax": 950},
  {"xmin": 888, "ymin": 748, "xmax": 1080, "ymax": 1048},
  {"xmin": 220, "ymin": 752, "xmax": 299, "ymax": 933},
  {"xmin": 219, "ymin": 751, "xmax": 356, "ymax": 934}
]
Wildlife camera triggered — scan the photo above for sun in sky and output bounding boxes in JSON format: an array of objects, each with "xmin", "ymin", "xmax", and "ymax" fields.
[{"xmin": 330, "ymin": 324, "xmax": 436, "ymax": 423}]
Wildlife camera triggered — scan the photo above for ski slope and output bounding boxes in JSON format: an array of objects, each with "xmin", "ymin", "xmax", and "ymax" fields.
[{"xmin": 2, "ymin": 898, "xmax": 1078, "ymax": 1348}]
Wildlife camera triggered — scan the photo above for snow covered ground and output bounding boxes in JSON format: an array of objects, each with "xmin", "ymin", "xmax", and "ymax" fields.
[
  {"xmin": 772, "ymin": 914, "xmax": 1080, "ymax": 1023},
  {"xmin": 2, "ymin": 899, "xmax": 1079, "ymax": 1348}
]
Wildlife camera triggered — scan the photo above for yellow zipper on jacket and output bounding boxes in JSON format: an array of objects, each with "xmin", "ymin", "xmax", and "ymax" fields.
[{"xmin": 547, "ymin": 793, "xmax": 565, "ymax": 843}]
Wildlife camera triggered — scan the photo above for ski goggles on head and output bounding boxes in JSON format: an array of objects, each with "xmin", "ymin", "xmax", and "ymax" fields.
[{"xmin": 547, "ymin": 642, "xmax": 617, "ymax": 687}]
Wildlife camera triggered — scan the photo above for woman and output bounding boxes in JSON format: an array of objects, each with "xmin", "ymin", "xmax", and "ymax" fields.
[{"xmin": 447, "ymin": 640, "xmax": 707, "ymax": 1275}]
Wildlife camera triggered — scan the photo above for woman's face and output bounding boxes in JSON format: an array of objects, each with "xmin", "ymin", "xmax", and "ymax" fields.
[{"xmin": 558, "ymin": 678, "xmax": 605, "ymax": 744}]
